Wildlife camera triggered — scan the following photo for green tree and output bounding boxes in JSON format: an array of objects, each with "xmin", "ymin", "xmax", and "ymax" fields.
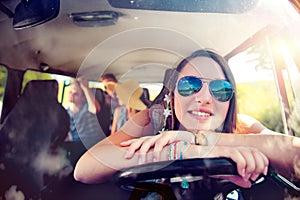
[
  {"xmin": 288, "ymin": 101, "xmax": 300, "ymax": 136},
  {"xmin": 0, "ymin": 66, "xmax": 7, "ymax": 98},
  {"xmin": 246, "ymin": 41, "xmax": 272, "ymax": 71},
  {"xmin": 22, "ymin": 70, "xmax": 52, "ymax": 90},
  {"xmin": 237, "ymin": 81, "xmax": 284, "ymax": 133}
]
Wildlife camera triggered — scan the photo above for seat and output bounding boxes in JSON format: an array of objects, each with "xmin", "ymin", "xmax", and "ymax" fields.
[
  {"xmin": 93, "ymin": 88, "xmax": 112, "ymax": 137},
  {"xmin": 0, "ymin": 80, "xmax": 70, "ymax": 199}
]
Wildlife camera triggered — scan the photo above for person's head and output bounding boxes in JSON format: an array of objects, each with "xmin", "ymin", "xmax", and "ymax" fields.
[
  {"xmin": 67, "ymin": 80, "xmax": 86, "ymax": 106},
  {"xmin": 100, "ymin": 73, "xmax": 118, "ymax": 97},
  {"xmin": 101, "ymin": 73, "xmax": 118, "ymax": 86},
  {"xmin": 100, "ymin": 73, "xmax": 118, "ymax": 82},
  {"xmin": 153, "ymin": 49, "xmax": 237, "ymax": 133},
  {"xmin": 115, "ymin": 79, "xmax": 147, "ymax": 111}
]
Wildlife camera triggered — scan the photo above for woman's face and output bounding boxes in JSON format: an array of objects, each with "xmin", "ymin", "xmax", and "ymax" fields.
[{"xmin": 174, "ymin": 56, "xmax": 230, "ymax": 131}]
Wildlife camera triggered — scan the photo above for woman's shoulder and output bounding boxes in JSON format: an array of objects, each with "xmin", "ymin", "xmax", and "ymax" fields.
[
  {"xmin": 130, "ymin": 108, "xmax": 151, "ymax": 126},
  {"xmin": 236, "ymin": 114, "xmax": 269, "ymax": 134},
  {"xmin": 129, "ymin": 106, "xmax": 163, "ymax": 131}
]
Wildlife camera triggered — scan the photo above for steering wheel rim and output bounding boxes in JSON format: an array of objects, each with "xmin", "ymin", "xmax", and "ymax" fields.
[
  {"xmin": 114, "ymin": 158, "xmax": 300, "ymax": 199},
  {"xmin": 115, "ymin": 157, "xmax": 238, "ymax": 188}
]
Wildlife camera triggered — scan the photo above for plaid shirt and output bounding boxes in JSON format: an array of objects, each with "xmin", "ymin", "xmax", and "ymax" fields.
[{"xmin": 67, "ymin": 103, "xmax": 103, "ymax": 145}]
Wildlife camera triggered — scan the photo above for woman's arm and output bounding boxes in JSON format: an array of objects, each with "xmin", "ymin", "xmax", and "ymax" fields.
[
  {"xmin": 74, "ymin": 132, "xmax": 268, "ymax": 188},
  {"xmin": 122, "ymin": 131, "xmax": 300, "ymax": 180},
  {"xmin": 74, "ymin": 131, "xmax": 139, "ymax": 183},
  {"xmin": 74, "ymin": 109, "xmax": 154, "ymax": 183},
  {"xmin": 236, "ymin": 114, "xmax": 276, "ymax": 134},
  {"xmin": 216, "ymin": 133, "xmax": 300, "ymax": 179}
]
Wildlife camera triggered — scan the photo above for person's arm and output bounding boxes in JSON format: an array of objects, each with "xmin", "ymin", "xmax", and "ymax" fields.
[
  {"xmin": 75, "ymin": 133, "xmax": 269, "ymax": 188},
  {"xmin": 236, "ymin": 113, "xmax": 277, "ymax": 134},
  {"xmin": 216, "ymin": 133, "xmax": 300, "ymax": 179},
  {"xmin": 74, "ymin": 109, "xmax": 154, "ymax": 183},
  {"xmin": 122, "ymin": 130, "xmax": 300, "ymax": 180},
  {"xmin": 74, "ymin": 131, "xmax": 139, "ymax": 183},
  {"xmin": 77, "ymin": 77, "xmax": 101, "ymax": 114},
  {"xmin": 110, "ymin": 107, "xmax": 120, "ymax": 135}
]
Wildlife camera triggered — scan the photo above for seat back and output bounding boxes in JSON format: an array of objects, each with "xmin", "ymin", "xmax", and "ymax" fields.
[
  {"xmin": 0, "ymin": 80, "xmax": 69, "ymax": 199},
  {"xmin": 93, "ymin": 88, "xmax": 112, "ymax": 136}
]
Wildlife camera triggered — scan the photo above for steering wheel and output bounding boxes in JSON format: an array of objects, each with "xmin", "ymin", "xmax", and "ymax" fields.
[
  {"xmin": 115, "ymin": 158, "xmax": 244, "ymax": 199},
  {"xmin": 115, "ymin": 158, "xmax": 300, "ymax": 200}
]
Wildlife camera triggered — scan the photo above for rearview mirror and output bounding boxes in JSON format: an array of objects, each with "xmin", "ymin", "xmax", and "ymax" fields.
[{"xmin": 13, "ymin": 0, "xmax": 60, "ymax": 30}]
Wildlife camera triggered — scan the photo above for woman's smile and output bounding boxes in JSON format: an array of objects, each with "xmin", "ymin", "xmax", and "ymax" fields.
[{"xmin": 188, "ymin": 108, "xmax": 213, "ymax": 119}]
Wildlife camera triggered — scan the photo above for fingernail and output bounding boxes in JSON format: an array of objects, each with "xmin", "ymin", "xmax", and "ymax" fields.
[
  {"xmin": 124, "ymin": 151, "xmax": 131, "ymax": 158},
  {"xmin": 245, "ymin": 173, "xmax": 252, "ymax": 180},
  {"xmin": 138, "ymin": 158, "xmax": 143, "ymax": 165},
  {"xmin": 264, "ymin": 166, "xmax": 268, "ymax": 175},
  {"xmin": 153, "ymin": 157, "xmax": 157, "ymax": 162},
  {"xmin": 251, "ymin": 173, "xmax": 259, "ymax": 181},
  {"xmin": 242, "ymin": 168, "xmax": 246, "ymax": 177}
]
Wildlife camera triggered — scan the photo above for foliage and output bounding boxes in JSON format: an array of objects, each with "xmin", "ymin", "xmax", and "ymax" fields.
[
  {"xmin": 236, "ymin": 81, "xmax": 284, "ymax": 133},
  {"xmin": 22, "ymin": 70, "xmax": 53, "ymax": 91},
  {"xmin": 0, "ymin": 66, "xmax": 7, "ymax": 98},
  {"xmin": 246, "ymin": 42, "xmax": 272, "ymax": 71},
  {"xmin": 288, "ymin": 100, "xmax": 300, "ymax": 137},
  {"xmin": 0, "ymin": 67, "xmax": 53, "ymax": 112}
]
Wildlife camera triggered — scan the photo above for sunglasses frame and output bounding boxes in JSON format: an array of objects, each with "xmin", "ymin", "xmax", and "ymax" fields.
[{"xmin": 176, "ymin": 76, "xmax": 234, "ymax": 102}]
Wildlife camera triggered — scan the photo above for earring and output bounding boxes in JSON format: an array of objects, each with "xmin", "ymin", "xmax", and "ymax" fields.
[{"xmin": 162, "ymin": 92, "xmax": 172, "ymax": 131}]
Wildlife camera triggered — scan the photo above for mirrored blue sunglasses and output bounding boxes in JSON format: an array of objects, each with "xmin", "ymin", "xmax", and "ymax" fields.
[{"xmin": 177, "ymin": 76, "xmax": 234, "ymax": 102}]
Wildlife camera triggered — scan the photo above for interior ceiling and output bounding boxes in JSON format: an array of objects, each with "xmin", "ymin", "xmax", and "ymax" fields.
[{"xmin": 0, "ymin": 0, "xmax": 298, "ymax": 82}]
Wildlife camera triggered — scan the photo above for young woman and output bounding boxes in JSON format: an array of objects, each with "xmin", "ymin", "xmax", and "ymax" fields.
[
  {"xmin": 74, "ymin": 49, "xmax": 300, "ymax": 189},
  {"xmin": 110, "ymin": 79, "xmax": 146, "ymax": 135}
]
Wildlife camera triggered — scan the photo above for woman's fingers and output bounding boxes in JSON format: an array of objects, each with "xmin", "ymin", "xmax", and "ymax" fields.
[
  {"xmin": 152, "ymin": 136, "xmax": 174, "ymax": 161},
  {"xmin": 249, "ymin": 150, "xmax": 268, "ymax": 181},
  {"xmin": 123, "ymin": 139, "xmax": 146, "ymax": 159},
  {"xmin": 138, "ymin": 137, "xmax": 159, "ymax": 164},
  {"xmin": 122, "ymin": 137, "xmax": 152, "ymax": 158},
  {"xmin": 215, "ymin": 146, "xmax": 269, "ymax": 184},
  {"xmin": 238, "ymin": 147, "xmax": 268, "ymax": 181},
  {"xmin": 224, "ymin": 148, "xmax": 247, "ymax": 179},
  {"xmin": 122, "ymin": 132, "xmax": 178, "ymax": 162},
  {"xmin": 208, "ymin": 146, "xmax": 269, "ymax": 188},
  {"xmin": 120, "ymin": 139, "xmax": 138, "ymax": 146},
  {"xmin": 210, "ymin": 146, "xmax": 246, "ymax": 179},
  {"xmin": 122, "ymin": 135, "xmax": 162, "ymax": 163},
  {"xmin": 152, "ymin": 141, "xmax": 165, "ymax": 162}
]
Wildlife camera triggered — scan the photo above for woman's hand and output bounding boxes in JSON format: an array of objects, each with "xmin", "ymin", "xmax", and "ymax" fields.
[
  {"xmin": 204, "ymin": 145, "xmax": 269, "ymax": 188},
  {"xmin": 121, "ymin": 130, "xmax": 194, "ymax": 163},
  {"xmin": 77, "ymin": 76, "xmax": 89, "ymax": 89},
  {"xmin": 121, "ymin": 132, "xmax": 269, "ymax": 188}
]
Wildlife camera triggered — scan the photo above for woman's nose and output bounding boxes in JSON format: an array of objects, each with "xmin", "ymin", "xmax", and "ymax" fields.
[{"xmin": 194, "ymin": 83, "xmax": 212, "ymax": 104}]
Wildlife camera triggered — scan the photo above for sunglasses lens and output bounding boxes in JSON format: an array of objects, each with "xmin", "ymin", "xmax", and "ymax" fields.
[
  {"xmin": 209, "ymin": 80, "xmax": 233, "ymax": 102},
  {"xmin": 177, "ymin": 76, "xmax": 202, "ymax": 96}
]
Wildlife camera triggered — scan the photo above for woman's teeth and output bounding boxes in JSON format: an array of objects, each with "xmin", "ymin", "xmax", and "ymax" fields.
[{"xmin": 191, "ymin": 111, "xmax": 211, "ymax": 117}]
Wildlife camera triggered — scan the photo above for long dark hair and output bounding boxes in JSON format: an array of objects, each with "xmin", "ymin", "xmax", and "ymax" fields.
[{"xmin": 151, "ymin": 49, "xmax": 237, "ymax": 133}]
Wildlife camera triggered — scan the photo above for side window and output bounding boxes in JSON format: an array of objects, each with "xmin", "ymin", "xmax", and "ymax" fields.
[
  {"xmin": 281, "ymin": 41, "xmax": 300, "ymax": 137},
  {"xmin": 228, "ymin": 43, "xmax": 284, "ymax": 133},
  {"xmin": 228, "ymin": 39, "xmax": 299, "ymax": 135},
  {"xmin": 0, "ymin": 65, "xmax": 8, "ymax": 119}
]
